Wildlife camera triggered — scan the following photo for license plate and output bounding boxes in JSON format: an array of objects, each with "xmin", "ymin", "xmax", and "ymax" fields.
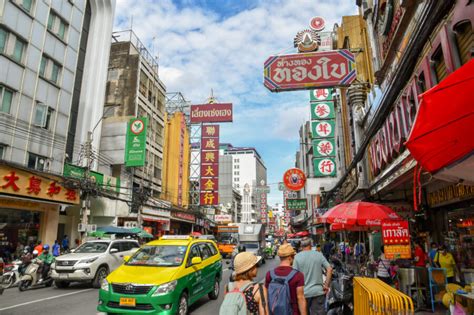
[
  {"xmin": 59, "ymin": 273, "xmax": 68, "ymax": 279},
  {"xmin": 119, "ymin": 297, "xmax": 136, "ymax": 307}
]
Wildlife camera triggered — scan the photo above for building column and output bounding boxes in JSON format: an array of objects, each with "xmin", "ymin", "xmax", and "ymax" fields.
[{"xmin": 40, "ymin": 207, "xmax": 60, "ymax": 247}]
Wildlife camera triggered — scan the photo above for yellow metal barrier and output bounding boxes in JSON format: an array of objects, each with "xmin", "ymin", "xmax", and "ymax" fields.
[{"xmin": 354, "ymin": 277, "xmax": 415, "ymax": 315}]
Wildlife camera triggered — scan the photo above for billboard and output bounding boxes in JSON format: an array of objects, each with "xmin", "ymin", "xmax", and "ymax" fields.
[
  {"xmin": 190, "ymin": 103, "xmax": 233, "ymax": 123},
  {"xmin": 264, "ymin": 50, "xmax": 356, "ymax": 92},
  {"xmin": 125, "ymin": 117, "xmax": 148, "ymax": 167}
]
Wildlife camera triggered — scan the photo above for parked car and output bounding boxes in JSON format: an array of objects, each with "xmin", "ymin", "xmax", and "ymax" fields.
[
  {"xmin": 51, "ymin": 239, "xmax": 140, "ymax": 288},
  {"xmin": 98, "ymin": 235, "xmax": 222, "ymax": 315}
]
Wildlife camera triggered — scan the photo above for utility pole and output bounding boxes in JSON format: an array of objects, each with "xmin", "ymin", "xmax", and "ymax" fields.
[{"xmin": 81, "ymin": 131, "xmax": 93, "ymax": 239}]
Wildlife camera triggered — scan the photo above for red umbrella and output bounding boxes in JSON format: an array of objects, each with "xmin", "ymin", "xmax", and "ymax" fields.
[
  {"xmin": 295, "ymin": 231, "xmax": 310, "ymax": 237},
  {"xmin": 190, "ymin": 231, "xmax": 202, "ymax": 236},
  {"xmin": 321, "ymin": 201, "xmax": 400, "ymax": 228},
  {"xmin": 406, "ymin": 59, "xmax": 474, "ymax": 173},
  {"xmin": 329, "ymin": 223, "xmax": 369, "ymax": 232}
]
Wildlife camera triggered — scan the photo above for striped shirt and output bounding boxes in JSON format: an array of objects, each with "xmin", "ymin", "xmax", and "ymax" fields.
[{"xmin": 377, "ymin": 254, "xmax": 391, "ymax": 278}]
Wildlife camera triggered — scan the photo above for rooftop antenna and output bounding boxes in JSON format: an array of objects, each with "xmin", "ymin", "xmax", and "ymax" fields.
[
  {"xmin": 130, "ymin": 14, "xmax": 133, "ymax": 30},
  {"xmin": 207, "ymin": 89, "xmax": 216, "ymax": 104}
]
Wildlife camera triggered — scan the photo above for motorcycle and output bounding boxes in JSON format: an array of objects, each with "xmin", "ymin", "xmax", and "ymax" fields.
[
  {"xmin": 18, "ymin": 260, "xmax": 53, "ymax": 291},
  {"xmin": 1, "ymin": 260, "xmax": 22, "ymax": 288},
  {"xmin": 327, "ymin": 257, "xmax": 354, "ymax": 315}
]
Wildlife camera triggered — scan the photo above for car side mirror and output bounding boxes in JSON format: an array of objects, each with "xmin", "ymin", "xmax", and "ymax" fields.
[
  {"xmin": 123, "ymin": 255, "xmax": 130, "ymax": 262},
  {"xmin": 110, "ymin": 248, "xmax": 118, "ymax": 254},
  {"xmin": 191, "ymin": 257, "xmax": 202, "ymax": 265}
]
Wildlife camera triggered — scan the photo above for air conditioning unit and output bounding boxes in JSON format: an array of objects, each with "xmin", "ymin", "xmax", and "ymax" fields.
[
  {"xmin": 124, "ymin": 221, "xmax": 137, "ymax": 228},
  {"xmin": 78, "ymin": 223, "xmax": 86, "ymax": 232},
  {"xmin": 88, "ymin": 224, "xmax": 97, "ymax": 232}
]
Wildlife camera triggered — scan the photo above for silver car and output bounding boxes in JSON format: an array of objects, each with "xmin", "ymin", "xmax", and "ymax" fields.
[{"xmin": 51, "ymin": 239, "xmax": 139, "ymax": 288}]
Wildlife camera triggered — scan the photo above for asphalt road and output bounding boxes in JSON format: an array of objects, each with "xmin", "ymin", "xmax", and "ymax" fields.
[{"xmin": 0, "ymin": 258, "xmax": 279, "ymax": 315}]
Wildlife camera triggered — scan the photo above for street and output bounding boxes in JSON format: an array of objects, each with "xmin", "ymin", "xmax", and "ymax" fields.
[{"xmin": 0, "ymin": 258, "xmax": 279, "ymax": 315}]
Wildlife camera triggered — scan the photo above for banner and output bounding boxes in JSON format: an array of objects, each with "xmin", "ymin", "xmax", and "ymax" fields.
[
  {"xmin": 286, "ymin": 198, "xmax": 308, "ymax": 211},
  {"xmin": 382, "ymin": 220, "xmax": 410, "ymax": 245},
  {"xmin": 125, "ymin": 117, "xmax": 148, "ymax": 167},
  {"xmin": 200, "ymin": 124, "xmax": 219, "ymax": 205}
]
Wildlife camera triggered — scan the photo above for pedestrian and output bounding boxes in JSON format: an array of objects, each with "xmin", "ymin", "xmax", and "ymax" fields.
[
  {"xmin": 413, "ymin": 239, "xmax": 427, "ymax": 267},
  {"xmin": 219, "ymin": 252, "xmax": 268, "ymax": 315},
  {"xmin": 293, "ymin": 237, "xmax": 333, "ymax": 315},
  {"xmin": 230, "ymin": 245, "xmax": 246, "ymax": 281},
  {"xmin": 34, "ymin": 240, "xmax": 43, "ymax": 255},
  {"xmin": 434, "ymin": 245, "xmax": 461, "ymax": 283},
  {"xmin": 377, "ymin": 246, "xmax": 395, "ymax": 285},
  {"xmin": 265, "ymin": 244, "xmax": 306, "ymax": 315},
  {"xmin": 429, "ymin": 242, "xmax": 438, "ymax": 266},
  {"xmin": 52, "ymin": 240, "xmax": 60, "ymax": 257},
  {"xmin": 62, "ymin": 235, "xmax": 69, "ymax": 252},
  {"xmin": 322, "ymin": 239, "xmax": 333, "ymax": 259}
]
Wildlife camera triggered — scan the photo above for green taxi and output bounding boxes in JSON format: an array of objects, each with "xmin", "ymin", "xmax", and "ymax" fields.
[{"xmin": 98, "ymin": 235, "xmax": 222, "ymax": 314}]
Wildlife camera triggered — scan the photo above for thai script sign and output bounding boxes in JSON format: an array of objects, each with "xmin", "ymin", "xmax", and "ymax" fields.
[
  {"xmin": 0, "ymin": 164, "xmax": 79, "ymax": 205},
  {"xmin": 382, "ymin": 220, "xmax": 410, "ymax": 245},
  {"xmin": 427, "ymin": 184, "xmax": 474, "ymax": 207},
  {"xmin": 125, "ymin": 117, "xmax": 148, "ymax": 167},
  {"xmin": 384, "ymin": 244, "xmax": 411, "ymax": 259},
  {"xmin": 263, "ymin": 50, "xmax": 356, "ymax": 92},
  {"xmin": 286, "ymin": 198, "xmax": 308, "ymax": 211},
  {"xmin": 215, "ymin": 214, "xmax": 232, "ymax": 223},
  {"xmin": 171, "ymin": 211, "xmax": 196, "ymax": 223},
  {"xmin": 200, "ymin": 124, "xmax": 219, "ymax": 206},
  {"xmin": 190, "ymin": 103, "xmax": 233, "ymax": 123}
]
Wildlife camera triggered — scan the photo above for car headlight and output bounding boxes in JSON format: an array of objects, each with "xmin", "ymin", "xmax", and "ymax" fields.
[
  {"xmin": 152, "ymin": 280, "xmax": 177, "ymax": 296},
  {"xmin": 79, "ymin": 257, "xmax": 98, "ymax": 264},
  {"xmin": 101, "ymin": 279, "xmax": 109, "ymax": 291}
]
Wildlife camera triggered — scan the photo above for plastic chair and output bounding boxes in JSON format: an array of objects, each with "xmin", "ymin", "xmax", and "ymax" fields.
[{"xmin": 428, "ymin": 267, "xmax": 448, "ymax": 312}]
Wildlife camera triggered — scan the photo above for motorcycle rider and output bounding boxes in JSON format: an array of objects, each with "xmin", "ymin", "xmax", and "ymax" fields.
[
  {"xmin": 19, "ymin": 246, "xmax": 33, "ymax": 275},
  {"xmin": 37, "ymin": 245, "xmax": 54, "ymax": 283}
]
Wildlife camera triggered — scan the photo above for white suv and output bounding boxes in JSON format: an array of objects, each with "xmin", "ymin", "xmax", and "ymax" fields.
[{"xmin": 51, "ymin": 239, "xmax": 139, "ymax": 288}]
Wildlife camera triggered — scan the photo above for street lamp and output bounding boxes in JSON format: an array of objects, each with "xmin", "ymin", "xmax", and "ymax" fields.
[{"xmin": 81, "ymin": 105, "xmax": 119, "ymax": 237}]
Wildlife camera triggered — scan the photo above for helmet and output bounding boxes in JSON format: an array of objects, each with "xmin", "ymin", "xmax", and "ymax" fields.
[
  {"xmin": 24, "ymin": 246, "xmax": 30, "ymax": 252},
  {"xmin": 33, "ymin": 250, "xmax": 38, "ymax": 255},
  {"xmin": 43, "ymin": 244, "xmax": 50, "ymax": 250}
]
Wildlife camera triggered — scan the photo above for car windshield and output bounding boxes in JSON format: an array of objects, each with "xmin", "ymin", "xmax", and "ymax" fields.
[
  {"xmin": 126, "ymin": 245, "xmax": 187, "ymax": 267},
  {"xmin": 74, "ymin": 242, "xmax": 109, "ymax": 253},
  {"xmin": 244, "ymin": 243, "xmax": 258, "ymax": 249}
]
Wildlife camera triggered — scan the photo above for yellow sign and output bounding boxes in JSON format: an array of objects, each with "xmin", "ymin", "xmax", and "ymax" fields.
[
  {"xmin": 0, "ymin": 164, "xmax": 80, "ymax": 205},
  {"xmin": 384, "ymin": 244, "xmax": 411, "ymax": 259},
  {"xmin": 428, "ymin": 184, "xmax": 474, "ymax": 207}
]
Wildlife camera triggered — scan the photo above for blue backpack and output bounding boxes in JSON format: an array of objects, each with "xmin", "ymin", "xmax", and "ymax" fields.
[{"xmin": 268, "ymin": 269, "xmax": 298, "ymax": 315}]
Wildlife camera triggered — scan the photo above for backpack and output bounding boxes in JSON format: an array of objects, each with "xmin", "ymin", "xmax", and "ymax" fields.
[
  {"xmin": 219, "ymin": 282, "xmax": 254, "ymax": 315},
  {"xmin": 268, "ymin": 269, "xmax": 298, "ymax": 315}
]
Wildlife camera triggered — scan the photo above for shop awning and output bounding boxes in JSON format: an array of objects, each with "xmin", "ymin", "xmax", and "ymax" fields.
[
  {"xmin": 406, "ymin": 59, "xmax": 474, "ymax": 180},
  {"xmin": 97, "ymin": 226, "xmax": 135, "ymax": 235}
]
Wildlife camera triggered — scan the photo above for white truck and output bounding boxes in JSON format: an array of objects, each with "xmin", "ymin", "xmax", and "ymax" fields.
[{"xmin": 236, "ymin": 223, "xmax": 266, "ymax": 265}]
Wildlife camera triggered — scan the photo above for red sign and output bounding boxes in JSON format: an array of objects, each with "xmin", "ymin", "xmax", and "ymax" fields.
[
  {"xmin": 172, "ymin": 212, "xmax": 196, "ymax": 222},
  {"xmin": 310, "ymin": 16, "xmax": 326, "ymax": 31},
  {"xmin": 190, "ymin": 103, "xmax": 233, "ymax": 123},
  {"xmin": 200, "ymin": 177, "xmax": 218, "ymax": 191},
  {"xmin": 283, "ymin": 168, "xmax": 306, "ymax": 191},
  {"xmin": 200, "ymin": 124, "xmax": 219, "ymax": 205},
  {"xmin": 264, "ymin": 50, "xmax": 356, "ymax": 92},
  {"xmin": 382, "ymin": 220, "xmax": 410, "ymax": 245},
  {"xmin": 199, "ymin": 191, "xmax": 218, "ymax": 206}
]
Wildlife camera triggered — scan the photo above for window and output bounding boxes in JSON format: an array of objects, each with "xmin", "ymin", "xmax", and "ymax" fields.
[
  {"xmin": 47, "ymin": 11, "xmax": 68, "ymax": 40},
  {"xmin": 187, "ymin": 245, "xmax": 201, "ymax": 267},
  {"xmin": 198, "ymin": 243, "xmax": 212, "ymax": 260},
  {"xmin": 234, "ymin": 177, "xmax": 239, "ymax": 182},
  {"xmin": 12, "ymin": 0, "xmax": 33, "ymax": 13},
  {"xmin": 454, "ymin": 21, "xmax": 474, "ymax": 66},
  {"xmin": 208, "ymin": 243, "xmax": 218, "ymax": 256},
  {"xmin": 0, "ymin": 85, "xmax": 14, "ymax": 113},
  {"xmin": 0, "ymin": 144, "xmax": 5, "ymax": 159},
  {"xmin": 27, "ymin": 152, "xmax": 47, "ymax": 171},
  {"xmin": 431, "ymin": 47, "xmax": 447, "ymax": 83},
  {"xmin": 0, "ymin": 28, "xmax": 26, "ymax": 63},
  {"xmin": 33, "ymin": 103, "xmax": 52, "ymax": 129},
  {"xmin": 417, "ymin": 72, "xmax": 427, "ymax": 93},
  {"xmin": 39, "ymin": 55, "xmax": 61, "ymax": 84},
  {"xmin": 110, "ymin": 242, "xmax": 125, "ymax": 253},
  {"xmin": 234, "ymin": 164, "xmax": 239, "ymax": 169}
]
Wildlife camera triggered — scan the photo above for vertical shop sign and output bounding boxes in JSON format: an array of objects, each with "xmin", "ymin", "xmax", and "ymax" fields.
[
  {"xmin": 177, "ymin": 116, "xmax": 186, "ymax": 206},
  {"xmin": 261, "ymin": 191, "xmax": 267, "ymax": 223},
  {"xmin": 200, "ymin": 124, "xmax": 219, "ymax": 205},
  {"xmin": 312, "ymin": 138, "xmax": 336, "ymax": 157},
  {"xmin": 125, "ymin": 117, "xmax": 148, "ymax": 167}
]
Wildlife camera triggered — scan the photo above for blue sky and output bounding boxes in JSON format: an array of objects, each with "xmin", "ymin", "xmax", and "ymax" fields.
[{"xmin": 114, "ymin": 0, "xmax": 358, "ymax": 205}]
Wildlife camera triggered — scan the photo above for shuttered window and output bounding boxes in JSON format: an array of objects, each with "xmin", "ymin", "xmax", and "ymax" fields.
[
  {"xmin": 432, "ymin": 47, "xmax": 447, "ymax": 83},
  {"xmin": 455, "ymin": 21, "xmax": 473, "ymax": 66}
]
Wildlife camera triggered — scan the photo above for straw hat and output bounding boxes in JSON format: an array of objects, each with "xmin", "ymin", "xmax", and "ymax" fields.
[
  {"xmin": 278, "ymin": 244, "xmax": 296, "ymax": 258},
  {"xmin": 234, "ymin": 252, "xmax": 261, "ymax": 274}
]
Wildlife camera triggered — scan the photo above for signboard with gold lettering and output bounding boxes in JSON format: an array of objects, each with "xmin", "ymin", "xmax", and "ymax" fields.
[
  {"xmin": 384, "ymin": 244, "xmax": 412, "ymax": 260},
  {"xmin": 200, "ymin": 125, "xmax": 219, "ymax": 205},
  {"xmin": 0, "ymin": 164, "xmax": 80, "ymax": 205}
]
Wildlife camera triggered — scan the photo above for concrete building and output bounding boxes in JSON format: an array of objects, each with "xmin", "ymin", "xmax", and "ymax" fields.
[
  {"xmin": 0, "ymin": 0, "xmax": 115, "ymax": 248},
  {"xmin": 221, "ymin": 144, "xmax": 267, "ymax": 223},
  {"xmin": 218, "ymin": 153, "xmax": 242, "ymax": 222}
]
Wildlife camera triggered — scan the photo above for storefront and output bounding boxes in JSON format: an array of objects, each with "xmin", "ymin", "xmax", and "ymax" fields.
[
  {"xmin": 141, "ymin": 207, "xmax": 171, "ymax": 238},
  {"xmin": 170, "ymin": 211, "xmax": 195, "ymax": 235},
  {"xmin": 0, "ymin": 163, "xmax": 80, "ymax": 261}
]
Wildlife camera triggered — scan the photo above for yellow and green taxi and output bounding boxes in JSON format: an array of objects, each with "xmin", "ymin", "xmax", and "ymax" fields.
[{"xmin": 98, "ymin": 235, "xmax": 222, "ymax": 314}]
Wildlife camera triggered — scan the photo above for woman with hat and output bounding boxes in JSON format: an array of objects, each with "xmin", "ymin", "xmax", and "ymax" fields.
[{"xmin": 227, "ymin": 252, "xmax": 268, "ymax": 315}]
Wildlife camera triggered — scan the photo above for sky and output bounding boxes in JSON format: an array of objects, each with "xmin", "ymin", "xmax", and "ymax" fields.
[{"xmin": 114, "ymin": 0, "xmax": 358, "ymax": 205}]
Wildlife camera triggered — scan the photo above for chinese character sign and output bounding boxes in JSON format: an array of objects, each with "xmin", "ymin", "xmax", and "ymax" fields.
[
  {"xmin": 200, "ymin": 124, "xmax": 219, "ymax": 205},
  {"xmin": 312, "ymin": 138, "xmax": 336, "ymax": 157},
  {"xmin": 261, "ymin": 191, "xmax": 267, "ymax": 223},
  {"xmin": 311, "ymin": 120, "xmax": 335, "ymax": 138},
  {"xmin": 311, "ymin": 102, "xmax": 334, "ymax": 120},
  {"xmin": 313, "ymin": 158, "xmax": 337, "ymax": 177}
]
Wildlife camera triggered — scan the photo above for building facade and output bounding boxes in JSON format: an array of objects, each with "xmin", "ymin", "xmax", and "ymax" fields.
[{"xmin": 0, "ymin": 0, "xmax": 115, "ymax": 248}]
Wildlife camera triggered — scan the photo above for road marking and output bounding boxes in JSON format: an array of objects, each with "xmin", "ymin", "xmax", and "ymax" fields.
[{"xmin": 0, "ymin": 289, "xmax": 95, "ymax": 311}]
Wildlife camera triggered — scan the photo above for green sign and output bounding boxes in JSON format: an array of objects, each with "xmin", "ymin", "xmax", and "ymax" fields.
[
  {"xmin": 63, "ymin": 163, "xmax": 85, "ymax": 179},
  {"xmin": 311, "ymin": 120, "xmax": 335, "ymax": 138},
  {"xmin": 63, "ymin": 163, "xmax": 120, "ymax": 193},
  {"xmin": 125, "ymin": 117, "xmax": 148, "ymax": 167},
  {"xmin": 286, "ymin": 198, "xmax": 308, "ymax": 211},
  {"xmin": 311, "ymin": 101, "xmax": 335, "ymax": 120},
  {"xmin": 312, "ymin": 138, "xmax": 336, "ymax": 157},
  {"xmin": 313, "ymin": 157, "xmax": 337, "ymax": 177},
  {"xmin": 310, "ymin": 88, "xmax": 333, "ymax": 102}
]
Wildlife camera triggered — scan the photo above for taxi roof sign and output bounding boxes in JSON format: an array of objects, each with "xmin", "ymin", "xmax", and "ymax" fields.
[{"xmin": 160, "ymin": 235, "xmax": 192, "ymax": 240}]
